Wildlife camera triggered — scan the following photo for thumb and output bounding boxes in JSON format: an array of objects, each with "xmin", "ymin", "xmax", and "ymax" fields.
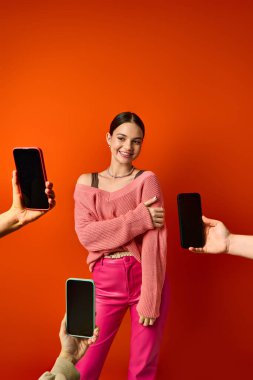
[
  {"xmin": 59, "ymin": 315, "xmax": 67, "ymax": 338},
  {"xmin": 202, "ymin": 215, "xmax": 219, "ymax": 227},
  {"xmin": 12, "ymin": 170, "xmax": 23, "ymax": 208},
  {"xmin": 144, "ymin": 196, "xmax": 158, "ymax": 207},
  {"xmin": 12, "ymin": 170, "xmax": 21, "ymax": 197}
]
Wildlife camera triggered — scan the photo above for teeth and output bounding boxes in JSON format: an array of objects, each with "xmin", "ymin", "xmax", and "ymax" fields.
[{"xmin": 120, "ymin": 151, "xmax": 131, "ymax": 157}]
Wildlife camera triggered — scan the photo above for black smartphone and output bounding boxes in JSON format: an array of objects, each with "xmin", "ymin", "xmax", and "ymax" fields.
[
  {"xmin": 177, "ymin": 193, "xmax": 205, "ymax": 249},
  {"xmin": 13, "ymin": 147, "xmax": 49, "ymax": 210},
  {"xmin": 66, "ymin": 278, "xmax": 95, "ymax": 338}
]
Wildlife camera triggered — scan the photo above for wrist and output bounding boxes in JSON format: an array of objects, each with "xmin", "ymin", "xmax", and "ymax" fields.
[
  {"xmin": 140, "ymin": 203, "xmax": 155, "ymax": 230},
  {"xmin": 0, "ymin": 208, "xmax": 24, "ymax": 236},
  {"xmin": 227, "ymin": 233, "xmax": 234, "ymax": 254},
  {"xmin": 59, "ymin": 351, "xmax": 77, "ymax": 365},
  {"xmin": 9, "ymin": 206, "xmax": 28, "ymax": 227}
]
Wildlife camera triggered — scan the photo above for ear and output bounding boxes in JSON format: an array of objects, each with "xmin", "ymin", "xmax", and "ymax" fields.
[{"xmin": 106, "ymin": 133, "xmax": 112, "ymax": 146}]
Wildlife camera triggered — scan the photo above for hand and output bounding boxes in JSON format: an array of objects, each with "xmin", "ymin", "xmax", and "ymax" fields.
[
  {"xmin": 10, "ymin": 170, "xmax": 56, "ymax": 225},
  {"xmin": 144, "ymin": 196, "xmax": 164, "ymax": 228},
  {"xmin": 139, "ymin": 314, "xmax": 156, "ymax": 327},
  {"xmin": 189, "ymin": 216, "xmax": 230, "ymax": 254},
  {"xmin": 59, "ymin": 315, "xmax": 99, "ymax": 365}
]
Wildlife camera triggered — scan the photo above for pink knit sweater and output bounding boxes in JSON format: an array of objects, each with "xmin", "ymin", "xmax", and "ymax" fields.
[{"xmin": 74, "ymin": 171, "xmax": 167, "ymax": 318}]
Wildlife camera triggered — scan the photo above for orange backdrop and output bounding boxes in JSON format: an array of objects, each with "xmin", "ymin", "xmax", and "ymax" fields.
[{"xmin": 1, "ymin": 1, "xmax": 253, "ymax": 379}]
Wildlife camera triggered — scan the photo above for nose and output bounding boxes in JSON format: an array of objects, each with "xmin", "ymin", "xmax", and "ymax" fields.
[{"xmin": 124, "ymin": 140, "xmax": 132, "ymax": 151}]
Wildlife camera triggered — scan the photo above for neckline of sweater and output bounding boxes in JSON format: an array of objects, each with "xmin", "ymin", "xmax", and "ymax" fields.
[{"xmin": 75, "ymin": 170, "xmax": 154, "ymax": 197}]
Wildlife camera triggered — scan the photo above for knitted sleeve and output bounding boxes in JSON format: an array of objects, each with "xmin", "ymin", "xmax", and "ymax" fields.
[
  {"xmin": 136, "ymin": 173, "xmax": 167, "ymax": 318},
  {"xmin": 74, "ymin": 186, "xmax": 154, "ymax": 253}
]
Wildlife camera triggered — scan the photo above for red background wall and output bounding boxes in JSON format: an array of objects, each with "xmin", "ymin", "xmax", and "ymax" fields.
[{"xmin": 1, "ymin": 1, "xmax": 253, "ymax": 379}]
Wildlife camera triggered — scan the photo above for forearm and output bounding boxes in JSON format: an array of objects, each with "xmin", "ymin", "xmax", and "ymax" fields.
[
  {"xmin": 51, "ymin": 357, "xmax": 80, "ymax": 380},
  {"xmin": 38, "ymin": 357, "xmax": 80, "ymax": 380},
  {"xmin": 137, "ymin": 228, "xmax": 167, "ymax": 318},
  {"xmin": 0, "ymin": 209, "xmax": 24, "ymax": 238},
  {"xmin": 228, "ymin": 234, "xmax": 253, "ymax": 259}
]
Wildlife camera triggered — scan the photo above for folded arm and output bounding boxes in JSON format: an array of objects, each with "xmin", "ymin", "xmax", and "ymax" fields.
[{"xmin": 74, "ymin": 189, "xmax": 154, "ymax": 252}]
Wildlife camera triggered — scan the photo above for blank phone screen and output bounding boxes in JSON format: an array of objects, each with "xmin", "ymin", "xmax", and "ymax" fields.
[
  {"xmin": 177, "ymin": 193, "xmax": 204, "ymax": 248},
  {"xmin": 66, "ymin": 279, "xmax": 94, "ymax": 338},
  {"xmin": 13, "ymin": 148, "xmax": 49, "ymax": 209}
]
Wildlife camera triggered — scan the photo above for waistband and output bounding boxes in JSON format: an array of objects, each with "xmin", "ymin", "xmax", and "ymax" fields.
[{"xmin": 104, "ymin": 251, "xmax": 134, "ymax": 259}]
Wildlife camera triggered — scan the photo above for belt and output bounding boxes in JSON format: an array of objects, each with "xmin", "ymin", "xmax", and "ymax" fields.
[{"xmin": 104, "ymin": 252, "xmax": 134, "ymax": 259}]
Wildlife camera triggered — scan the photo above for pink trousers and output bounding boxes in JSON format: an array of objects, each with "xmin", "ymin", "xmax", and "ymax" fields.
[{"xmin": 76, "ymin": 256, "xmax": 169, "ymax": 380}]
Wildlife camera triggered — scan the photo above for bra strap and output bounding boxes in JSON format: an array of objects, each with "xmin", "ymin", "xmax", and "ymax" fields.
[
  {"xmin": 91, "ymin": 173, "xmax": 99, "ymax": 188},
  {"xmin": 92, "ymin": 170, "xmax": 144, "ymax": 187},
  {"xmin": 134, "ymin": 170, "xmax": 145, "ymax": 179}
]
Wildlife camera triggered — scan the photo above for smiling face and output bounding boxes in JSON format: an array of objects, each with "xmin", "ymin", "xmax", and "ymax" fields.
[{"xmin": 106, "ymin": 122, "xmax": 144, "ymax": 165}]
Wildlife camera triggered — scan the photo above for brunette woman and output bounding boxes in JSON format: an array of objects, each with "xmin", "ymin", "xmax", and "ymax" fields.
[{"xmin": 74, "ymin": 112, "xmax": 169, "ymax": 380}]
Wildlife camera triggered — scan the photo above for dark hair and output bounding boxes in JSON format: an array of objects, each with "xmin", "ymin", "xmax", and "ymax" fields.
[{"xmin": 109, "ymin": 112, "xmax": 145, "ymax": 138}]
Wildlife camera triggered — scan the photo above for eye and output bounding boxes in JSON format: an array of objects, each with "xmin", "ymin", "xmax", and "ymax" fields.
[
  {"xmin": 117, "ymin": 137, "xmax": 125, "ymax": 141},
  {"xmin": 133, "ymin": 140, "xmax": 142, "ymax": 145}
]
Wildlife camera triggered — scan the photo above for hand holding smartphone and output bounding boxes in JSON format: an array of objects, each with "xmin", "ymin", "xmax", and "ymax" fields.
[
  {"xmin": 66, "ymin": 278, "xmax": 95, "ymax": 338},
  {"xmin": 13, "ymin": 147, "xmax": 49, "ymax": 210},
  {"xmin": 177, "ymin": 193, "xmax": 205, "ymax": 249}
]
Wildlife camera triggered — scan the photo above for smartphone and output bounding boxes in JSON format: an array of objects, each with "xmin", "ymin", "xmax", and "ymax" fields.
[
  {"xmin": 13, "ymin": 147, "xmax": 49, "ymax": 210},
  {"xmin": 66, "ymin": 278, "xmax": 95, "ymax": 338},
  {"xmin": 177, "ymin": 193, "xmax": 205, "ymax": 249}
]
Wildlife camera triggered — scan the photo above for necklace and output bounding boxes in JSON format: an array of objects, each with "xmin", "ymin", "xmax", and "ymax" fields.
[{"xmin": 107, "ymin": 166, "xmax": 135, "ymax": 178}]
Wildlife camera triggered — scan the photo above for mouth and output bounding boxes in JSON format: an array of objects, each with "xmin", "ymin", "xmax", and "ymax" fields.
[{"xmin": 119, "ymin": 151, "xmax": 133, "ymax": 158}]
